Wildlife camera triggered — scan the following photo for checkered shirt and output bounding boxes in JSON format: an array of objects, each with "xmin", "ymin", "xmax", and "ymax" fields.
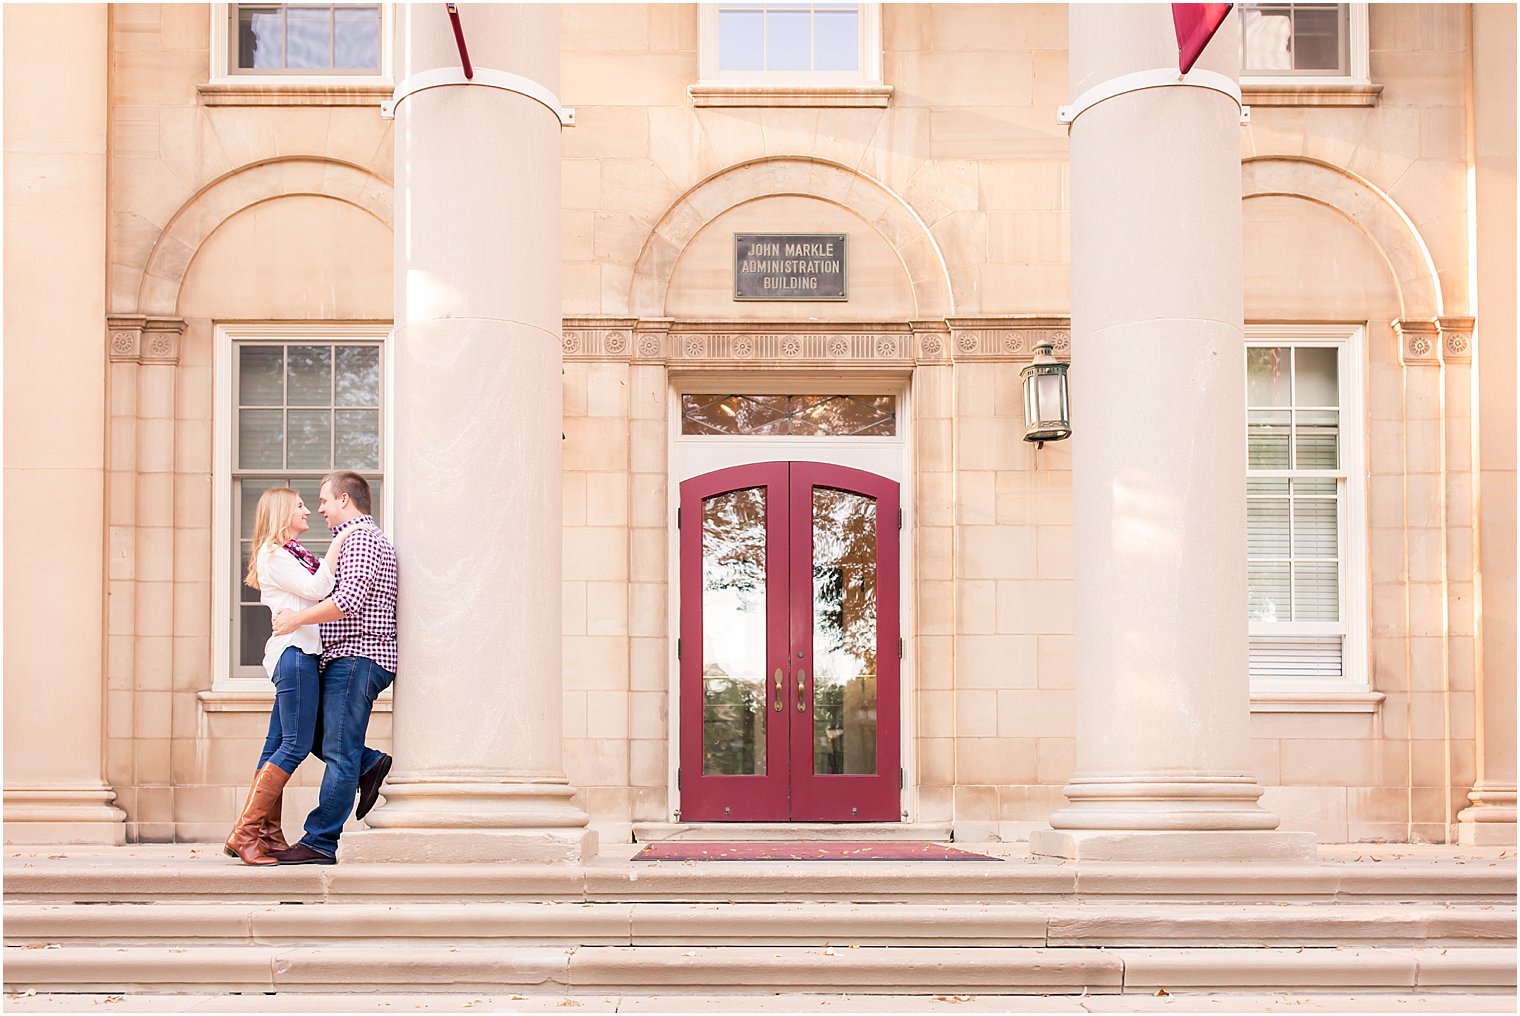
[{"xmin": 319, "ymin": 515, "xmax": 399, "ymax": 673}]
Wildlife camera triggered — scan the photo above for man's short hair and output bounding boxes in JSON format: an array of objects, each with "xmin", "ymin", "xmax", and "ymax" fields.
[{"xmin": 322, "ymin": 470, "xmax": 372, "ymax": 514}]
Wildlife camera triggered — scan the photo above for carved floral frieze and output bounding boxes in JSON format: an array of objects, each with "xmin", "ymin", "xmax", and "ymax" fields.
[
  {"xmin": 561, "ymin": 317, "xmax": 1073, "ymax": 366},
  {"xmin": 106, "ymin": 316, "xmax": 187, "ymax": 365}
]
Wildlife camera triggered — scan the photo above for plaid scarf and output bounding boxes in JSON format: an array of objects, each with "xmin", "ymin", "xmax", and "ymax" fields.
[{"xmin": 284, "ymin": 540, "xmax": 322, "ymax": 575}]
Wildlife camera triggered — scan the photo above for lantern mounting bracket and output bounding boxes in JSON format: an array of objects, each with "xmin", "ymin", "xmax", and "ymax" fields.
[{"xmin": 1058, "ymin": 67, "xmax": 1250, "ymax": 128}]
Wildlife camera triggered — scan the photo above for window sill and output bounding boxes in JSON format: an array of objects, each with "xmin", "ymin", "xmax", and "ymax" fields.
[
  {"xmin": 199, "ymin": 689, "xmax": 393, "ymax": 712},
  {"xmin": 1242, "ymin": 82, "xmax": 1382, "ymax": 108},
  {"xmin": 198, "ymin": 82, "xmax": 393, "ymax": 108},
  {"xmin": 689, "ymin": 83, "xmax": 893, "ymax": 109},
  {"xmin": 1249, "ymin": 690, "xmax": 1384, "ymax": 714}
]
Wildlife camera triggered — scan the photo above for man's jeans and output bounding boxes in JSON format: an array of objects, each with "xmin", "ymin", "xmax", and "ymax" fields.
[
  {"xmin": 256, "ymin": 646, "xmax": 319, "ymax": 774},
  {"xmin": 300, "ymin": 655, "xmax": 394, "ymax": 858}
]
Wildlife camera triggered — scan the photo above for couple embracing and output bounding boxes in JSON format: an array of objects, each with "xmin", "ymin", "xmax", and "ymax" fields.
[{"xmin": 225, "ymin": 470, "xmax": 397, "ymax": 866}]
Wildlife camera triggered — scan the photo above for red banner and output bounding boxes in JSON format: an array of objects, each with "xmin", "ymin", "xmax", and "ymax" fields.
[{"xmin": 1173, "ymin": 3, "xmax": 1233, "ymax": 75}]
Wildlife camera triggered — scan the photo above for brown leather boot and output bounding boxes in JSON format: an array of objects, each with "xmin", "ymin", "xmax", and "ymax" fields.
[
  {"xmin": 224, "ymin": 763, "xmax": 290, "ymax": 866},
  {"xmin": 260, "ymin": 789, "xmax": 290, "ymax": 854}
]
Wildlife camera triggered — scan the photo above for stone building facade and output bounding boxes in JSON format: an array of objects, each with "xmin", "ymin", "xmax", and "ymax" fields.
[{"xmin": 3, "ymin": 2, "xmax": 1514, "ymax": 854}]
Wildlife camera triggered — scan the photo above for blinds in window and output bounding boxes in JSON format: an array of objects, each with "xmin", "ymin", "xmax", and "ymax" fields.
[{"xmin": 1249, "ymin": 634, "xmax": 1344, "ymax": 679}]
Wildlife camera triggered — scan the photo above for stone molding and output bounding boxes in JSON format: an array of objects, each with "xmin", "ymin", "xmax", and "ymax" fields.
[
  {"xmin": 1437, "ymin": 316, "xmax": 1475, "ymax": 364},
  {"xmin": 197, "ymin": 83, "xmax": 393, "ymax": 108},
  {"xmin": 134, "ymin": 157, "xmax": 394, "ymax": 317},
  {"xmin": 687, "ymin": 84, "xmax": 894, "ymax": 108},
  {"xmin": 629, "ymin": 157, "xmax": 953, "ymax": 319},
  {"xmin": 562, "ymin": 317, "xmax": 1071, "ymax": 366},
  {"xmin": 1393, "ymin": 319, "xmax": 1442, "ymax": 367},
  {"xmin": 1242, "ymin": 157, "xmax": 1443, "ymax": 323},
  {"xmin": 106, "ymin": 316, "xmax": 187, "ymax": 365},
  {"xmin": 1240, "ymin": 83, "xmax": 1383, "ymax": 108}
]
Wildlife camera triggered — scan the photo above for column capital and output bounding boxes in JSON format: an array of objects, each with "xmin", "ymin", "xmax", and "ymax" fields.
[
  {"xmin": 106, "ymin": 316, "xmax": 186, "ymax": 365},
  {"xmin": 1393, "ymin": 318, "xmax": 1441, "ymax": 366},
  {"xmin": 1437, "ymin": 316, "xmax": 1476, "ymax": 363}
]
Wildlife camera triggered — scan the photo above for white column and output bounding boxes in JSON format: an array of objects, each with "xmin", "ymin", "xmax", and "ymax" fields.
[
  {"xmin": 1030, "ymin": 4, "xmax": 1312, "ymax": 862},
  {"xmin": 2, "ymin": 4, "xmax": 126, "ymax": 844},
  {"xmin": 345, "ymin": 3, "xmax": 593, "ymax": 862},
  {"xmin": 1459, "ymin": 2, "xmax": 1517, "ymax": 846}
]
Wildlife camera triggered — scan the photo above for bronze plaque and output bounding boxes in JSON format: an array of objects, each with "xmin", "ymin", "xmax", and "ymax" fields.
[{"xmin": 734, "ymin": 233, "xmax": 847, "ymax": 301}]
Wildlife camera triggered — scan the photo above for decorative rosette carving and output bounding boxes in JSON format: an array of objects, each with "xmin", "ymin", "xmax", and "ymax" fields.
[
  {"xmin": 733, "ymin": 336, "xmax": 754, "ymax": 359},
  {"xmin": 110, "ymin": 331, "xmax": 137, "ymax": 356},
  {"xmin": 562, "ymin": 332, "xmax": 581, "ymax": 355},
  {"xmin": 921, "ymin": 335, "xmax": 944, "ymax": 357},
  {"xmin": 637, "ymin": 335, "xmax": 662, "ymax": 358},
  {"xmin": 955, "ymin": 331, "xmax": 978, "ymax": 354},
  {"xmin": 876, "ymin": 337, "xmax": 897, "ymax": 358},
  {"xmin": 683, "ymin": 336, "xmax": 706, "ymax": 359},
  {"xmin": 1444, "ymin": 333, "xmax": 1469, "ymax": 356},
  {"xmin": 603, "ymin": 330, "xmax": 628, "ymax": 355},
  {"xmin": 1051, "ymin": 331, "xmax": 1070, "ymax": 353},
  {"xmin": 1409, "ymin": 335, "xmax": 1432, "ymax": 358},
  {"xmin": 148, "ymin": 335, "xmax": 173, "ymax": 357},
  {"xmin": 1001, "ymin": 331, "xmax": 1025, "ymax": 354},
  {"xmin": 828, "ymin": 337, "xmax": 850, "ymax": 358},
  {"xmin": 780, "ymin": 337, "xmax": 803, "ymax": 358}
]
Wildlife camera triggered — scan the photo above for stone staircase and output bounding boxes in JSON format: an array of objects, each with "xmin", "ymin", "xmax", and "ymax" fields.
[{"xmin": 4, "ymin": 844, "xmax": 1515, "ymax": 996}]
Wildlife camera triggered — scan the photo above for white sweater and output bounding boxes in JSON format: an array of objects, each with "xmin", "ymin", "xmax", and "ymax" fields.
[{"xmin": 255, "ymin": 543, "xmax": 336, "ymax": 678}]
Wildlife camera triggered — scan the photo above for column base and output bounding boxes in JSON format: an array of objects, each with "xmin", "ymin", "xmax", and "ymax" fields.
[
  {"xmin": 342, "ymin": 778, "xmax": 598, "ymax": 863},
  {"xmin": 4, "ymin": 787, "xmax": 126, "ymax": 846},
  {"xmin": 1029, "ymin": 827, "xmax": 1317, "ymax": 862},
  {"xmin": 1457, "ymin": 786, "xmax": 1517, "ymax": 846}
]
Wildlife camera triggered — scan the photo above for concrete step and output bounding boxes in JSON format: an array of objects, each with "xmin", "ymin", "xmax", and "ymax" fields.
[
  {"xmin": 632, "ymin": 823, "xmax": 955, "ymax": 842},
  {"xmin": 7, "ymin": 853, "xmax": 1515, "ymax": 904},
  {"xmin": 5, "ymin": 900, "xmax": 1514, "ymax": 949},
  {"xmin": 4, "ymin": 944, "xmax": 1514, "ymax": 994}
]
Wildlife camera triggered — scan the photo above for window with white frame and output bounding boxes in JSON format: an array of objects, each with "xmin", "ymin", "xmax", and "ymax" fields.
[
  {"xmin": 216, "ymin": 326, "xmax": 388, "ymax": 685},
  {"xmin": 699, "ymin": 3, "xmax": 882, "ymax": 84},
  {"xmin": 211, "ymin": 3, "xmax": 391, "ymax": 83},
  {"xmin": 1240, "ymin": 2, "xmax": 1369, "ymax": 83},
  {"xmin": 1244, "ymin": 327, "xmax": 1365, "ymax": 688}
]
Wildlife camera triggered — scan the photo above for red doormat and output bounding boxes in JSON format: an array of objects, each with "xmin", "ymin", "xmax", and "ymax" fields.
[{"xmin": 632, "ymin": 841, "xmax": 999, "ymax": 861}]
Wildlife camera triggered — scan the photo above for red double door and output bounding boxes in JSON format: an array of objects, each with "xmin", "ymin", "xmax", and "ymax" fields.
[{"xmin": 679, "ymin": 462, "xmax": 901, "ymax": 822}]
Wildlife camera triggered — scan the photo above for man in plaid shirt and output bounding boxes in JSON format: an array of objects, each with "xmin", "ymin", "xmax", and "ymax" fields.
[{"xmin": 269, "ymin": 470, "xmax": 397, "ymax": 864}]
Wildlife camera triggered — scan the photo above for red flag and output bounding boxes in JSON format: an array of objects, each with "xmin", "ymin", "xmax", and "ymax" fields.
[{"xmin": 1173, "ymin": 3, "xmax": 1233, "ymax": 75}]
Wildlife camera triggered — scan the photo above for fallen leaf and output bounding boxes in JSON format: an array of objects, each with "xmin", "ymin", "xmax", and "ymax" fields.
[
  {"xmin": 557, "ymin": 1002, "xmax": 581, "ymax": 1008},
  {"xmin": 1156, "ymin": 987, "xmax": 1170, "ymax": 997}
]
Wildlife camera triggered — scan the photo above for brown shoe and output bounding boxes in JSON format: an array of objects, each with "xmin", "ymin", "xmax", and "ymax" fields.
[
  {"xmin": 273, "ymin": 842, "xmax": 336, "ymax": 865},
  {"xmin": 223, "ymin": 763, "xmax": 291, "ymax": 866}
]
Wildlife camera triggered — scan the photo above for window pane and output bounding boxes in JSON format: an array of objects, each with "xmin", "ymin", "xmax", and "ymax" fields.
[
  {"xmin": 1292, "ymin": 495, "xmax": 1338, "ymax": 558},
  {"xmin": 1291, "ymin": 4, "xmax": 1344, "ymax": 72},
  {"xmin": 239, "ymin": 346, "xmax": 284, "ymax": 406},
  {"xmin": 813, "ymin": 8, "xmax": 859, "ymax": 71},
  {"xmin": 1247, "ymin": 410, "xmax": 1291, "ymax": 469},
  {"xmin": 701, "ymin": 487, "xmax": 769, "ymax": 776},
  {"xmin": 240, "ymin": 541, "xmax": 261, "ymax": 601},
  {"xmin": 1295, "ymin": 410, "xmax": 1339, "ymax": 469},
  {"xmin": 719, "ymin": 8, "xmax": 765, "ymax": 70},
  {"xmin": 1247, "ymin": 476, "xmax": 1289, "ymax": 497},
  {"xmin": 1294, "ymin": 346, "xmax": 1339, "ymax": 406},
  {"xmin": 1294, "ymin": 561, "xmax": 1339, "ymax": 620},
  {"xmin": 239, "ymin": 409, "xmax": 285, "ymax": 469},
  {"xmin": 332, "ymin": 5, "xmax": 380, "ymax": 70},
  {"xmin": 285, "ymin": 5, "xmax": 332, "ymax": 69},
  {"xmin": 286, "ymin": 345, "xmax": 333, "ymax": 406},
  {"xmin": 292, "ymin": 477, "xmax": 330, "ymax": 541},
  {"xmin": 1246, "ymin": 346, "xmax": 1292, "ymax": 406},
  {"xmin": 682, "ymin": 393, "xmax": 895, "ymax": 436},
  {"xmin": 1243, "ymin": 4, "xmax": 1294, "ymax": 72},
  {"xmin": 1247, "ymin": 497, "xmax": 1290, "ymax": 559},
  {"xmin": 367, "ymin": 477, "xmax": 385, "ymax": 525},
  {"xmin": 237, "ymin": 5, "xmax": 284, "ymax": 69},
  {"xmin": 334, "ymin": 409, "xmax": 381, "ymax": 470},
  {"xmin": 765, "ymin": 8, "xmax": 811, "ymax": 70},
  {"xmin": 1248, "ymin": 561, "xmax": 1291, "ymax": 621},
  {"xmin": 241, "ymin": 605, "xmax": 272, "ymax": 667},
  {"xmin": 335, "ymin": 345, "xmax": 380, "ymax": 406},
  {"xmin": 812, "ymin": 487, "xmax": 877, "ymax": 776},
  {"xmin": 286, "ymin": 409, "xmax": 333, "ymax": 469}
]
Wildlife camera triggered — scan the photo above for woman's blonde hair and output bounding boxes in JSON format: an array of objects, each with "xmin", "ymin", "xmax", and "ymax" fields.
[{"xmin": 245, "ymin": 486, "xmax": 302, "ymax": 590}]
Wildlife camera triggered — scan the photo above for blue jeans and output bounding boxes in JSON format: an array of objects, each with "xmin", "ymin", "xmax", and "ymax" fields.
[
  {"xmin": 299, "ymin": 655, "xmax": 394, "ymax": 857},
  {"xmin": 256, "ymin": 647, "xmax": 319, "ymax": 775}
]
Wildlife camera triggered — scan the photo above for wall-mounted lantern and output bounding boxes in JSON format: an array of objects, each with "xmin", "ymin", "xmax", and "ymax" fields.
[{"xmin": 1021, "ymin": 341, "xmax": 1070, "ymax": 448}]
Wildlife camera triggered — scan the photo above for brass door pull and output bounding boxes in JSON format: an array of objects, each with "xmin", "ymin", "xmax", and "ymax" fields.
[
  {"xmin": 773, "ymin": 667, "xmax": 784, "ymax": 711},
  {"xmin": 796, "ymin": 668, "xmax": 807, "ymax": 712}
]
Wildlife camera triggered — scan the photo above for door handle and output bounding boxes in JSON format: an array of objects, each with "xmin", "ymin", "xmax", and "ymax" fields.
[
  {"xmin": 773, "ymin": 667, "xmax": 784, "ymax": 712},
  {"xmin": 796, "ymin": 668, "xmax": 807, "ymax": 712}
]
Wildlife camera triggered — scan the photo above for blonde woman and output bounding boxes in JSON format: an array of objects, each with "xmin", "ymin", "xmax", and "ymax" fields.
[{"xmin": 224, "ymin": 487, "xmax": 366, "ymax": 865}]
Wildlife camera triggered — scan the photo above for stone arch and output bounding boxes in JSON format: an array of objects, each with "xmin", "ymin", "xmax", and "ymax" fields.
[
  {"xmin": 630, "ymin": 157, "xmax": 953, "ymax": 318},
  {"xmin": 136, "ymin": 157, "xmax": 393, "ymax": 315},
  {"xmin": 1241, "ymin": 156, "xmax": 1443, "ymax": 320}
]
